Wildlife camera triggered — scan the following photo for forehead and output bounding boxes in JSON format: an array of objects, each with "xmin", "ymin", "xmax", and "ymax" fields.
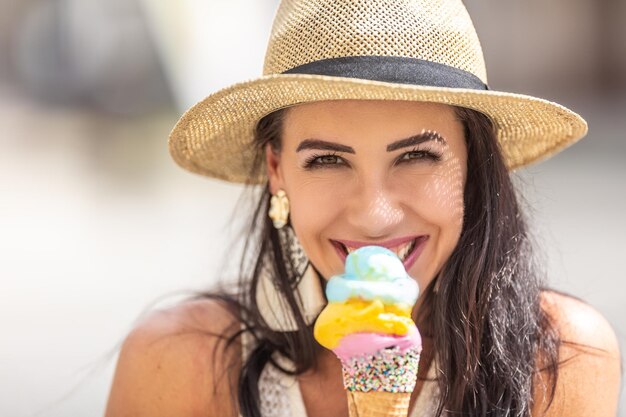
[{"xmin": 282, "ymin": 100, "xmax": 463, "ymax": 145}]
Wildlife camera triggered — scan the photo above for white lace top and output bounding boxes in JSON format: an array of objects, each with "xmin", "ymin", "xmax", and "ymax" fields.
[{"xmin": 242, "ymin": 332, "xmax": 441, "ymax": 417}]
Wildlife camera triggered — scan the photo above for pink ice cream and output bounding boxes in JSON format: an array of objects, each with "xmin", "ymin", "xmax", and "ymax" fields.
[{"xmin": 333, "ymin": 328, "xmax": 422, "ymax": 362}]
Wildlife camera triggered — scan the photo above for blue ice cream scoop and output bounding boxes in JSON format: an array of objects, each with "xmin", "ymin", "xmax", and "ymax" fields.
[{"xmin": 325, "ymin": 246, "xmax": 419, "ymax": 306}]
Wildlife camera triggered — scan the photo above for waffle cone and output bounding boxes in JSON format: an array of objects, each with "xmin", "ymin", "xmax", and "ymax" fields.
[{"xmin": 347, "ymin": 391, "xmax": 411, "ymax": 417}]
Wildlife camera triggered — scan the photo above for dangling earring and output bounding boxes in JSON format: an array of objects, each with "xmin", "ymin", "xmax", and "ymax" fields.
[
  {"xmin": 256, "ymin": 191, "xmax": 326, "ymax": 332},
  {"xmin": 268, "ymin": 189, "xmax": 289, "ymax": 229}
]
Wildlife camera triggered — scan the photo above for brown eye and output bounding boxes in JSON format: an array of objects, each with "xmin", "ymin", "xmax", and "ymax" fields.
[
  {"xmin": 401, "ymin": 151, "xmax": 428, "ymax": 160},
  {"xmin": 397, "ymin": 149, "xmax": 442, "ymax": 164},
  {"xmin": 304, "ymin": 153, "xmax": 347, "ymax": 169},
  {"xmin": 319, "ymin": 155, "xmax": 341, "ymax": 164}
]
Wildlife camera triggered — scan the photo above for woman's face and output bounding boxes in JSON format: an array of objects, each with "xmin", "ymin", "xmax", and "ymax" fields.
[{"xmin": 266, "ymin": 100, "xmax": 467, "ymax": 292}]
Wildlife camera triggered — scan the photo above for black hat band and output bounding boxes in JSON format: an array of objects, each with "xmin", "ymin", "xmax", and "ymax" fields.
[{"xmin": 283, "ymin": 56, "xmax": 488, "ymax": 91}]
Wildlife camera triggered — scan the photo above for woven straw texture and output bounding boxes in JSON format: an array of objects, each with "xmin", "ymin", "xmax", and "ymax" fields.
[
  {"xmin": 348, "ymin": 391, "xmax": 412, "ymax": 417},
  {"xmin": 264, "ymin": 0, "xmax": 486, "ymax": 83},
  {"xmin": 168, "ymin": 0, "xmax": 588, "ymax": 183}
]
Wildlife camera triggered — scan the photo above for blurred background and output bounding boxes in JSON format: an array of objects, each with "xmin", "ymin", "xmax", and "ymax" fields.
[{"xmin": 0, "ymin": 0, "xmax": 624, "ymax": 415}]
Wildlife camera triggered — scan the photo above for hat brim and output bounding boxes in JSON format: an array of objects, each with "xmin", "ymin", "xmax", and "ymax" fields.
[{"xmin": 168, "ymin": 73, "xmax": 587, "ymax": 183}]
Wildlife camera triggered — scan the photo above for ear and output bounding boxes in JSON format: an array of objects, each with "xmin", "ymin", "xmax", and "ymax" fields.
[{"xmin": 265, "ymin": 144, "xmax": 284, "ymax": 194}]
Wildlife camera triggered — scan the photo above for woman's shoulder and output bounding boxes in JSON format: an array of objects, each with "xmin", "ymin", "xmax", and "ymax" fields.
[
  {"xmin": 534, "ymin": 290, "xmax": 621, "ymax": 416},
  {"xmin": 104, "ymin": 297, "xmax": 242, "ymax": 417},
  {"xmin": 540, "ymin": 290, "xmax": 619, "ymax": 353}
]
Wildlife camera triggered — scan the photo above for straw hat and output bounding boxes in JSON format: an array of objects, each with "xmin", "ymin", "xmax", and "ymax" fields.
[{"xmin": 169, "ymin": 0, "xmax": 587, "ymax": 183}]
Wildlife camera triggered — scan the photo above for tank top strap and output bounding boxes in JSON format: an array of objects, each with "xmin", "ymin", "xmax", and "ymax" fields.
[
  {"xmin": 258, "ymin": 354, "xmax": 308, "ymax": 417},
  {"xmin": 410, "ymin": 354, "xmax": 441, "ymax": 417},
  {"xmin": 240, "ymin": 325, "xmax": 307, "ymax": 417}
]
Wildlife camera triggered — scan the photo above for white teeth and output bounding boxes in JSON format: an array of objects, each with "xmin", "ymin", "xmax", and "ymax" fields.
[
  {"xmin": 396, "ymin": 239, "xmax": 416, "ymax": 261},
  {"xmin": 340, "ymin": 240, "xmax": 416, "ymax": 260}
]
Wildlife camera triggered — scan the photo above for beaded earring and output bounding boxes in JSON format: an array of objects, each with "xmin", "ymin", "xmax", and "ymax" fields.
[
  {"xmin": 268, "ymin": 189, "xmax": 289, "ymax": 229},
  {"xmin": 256, "ymin": 190, "xmax": 326, "ymax": 331}
]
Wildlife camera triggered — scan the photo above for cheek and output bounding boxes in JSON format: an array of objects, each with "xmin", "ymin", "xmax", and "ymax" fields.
[
  {"xmin": 427, "ymin": 156, "xmax": 466, "ymax": 229},
  {"xmin": 285, "ymin": 179, "xmax": 348, "ymax": 279},
  {"xmin": 400, "ymin": 154, "xmax": 466, "ymax": 233},
  {"xmin": 285, "ymin": 177, "xmax": 343, "ymax": 242}
]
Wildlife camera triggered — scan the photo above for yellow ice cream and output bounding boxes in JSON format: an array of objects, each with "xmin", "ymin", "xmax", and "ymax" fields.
[{"xmin": 314, "ymin": 299, "xmax": 413, "ymax": 349}]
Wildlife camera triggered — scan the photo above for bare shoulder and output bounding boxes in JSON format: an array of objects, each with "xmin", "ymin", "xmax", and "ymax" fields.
[
  {"xmin": 104, "ymin": 298, "xmax": 242, "ymax": 417},
  {"xmin": 533, "ymin": 290, "xmax": 622, "ymax": 417}
]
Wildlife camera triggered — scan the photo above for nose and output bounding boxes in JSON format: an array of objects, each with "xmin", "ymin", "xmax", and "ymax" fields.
[{"xmin": 345, "ymin": 179, "xmax": 404, "ymax": 238}]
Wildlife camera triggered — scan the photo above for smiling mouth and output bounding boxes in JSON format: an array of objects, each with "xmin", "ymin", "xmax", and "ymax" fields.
[{"xmin": 332, "ymin": 236, "xmax": 427, "ymax": 263}]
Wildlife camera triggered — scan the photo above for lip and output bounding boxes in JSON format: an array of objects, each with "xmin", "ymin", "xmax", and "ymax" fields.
[{"xmin": 330, "ymin": 235, "xmax": 429, "ymax": 271}]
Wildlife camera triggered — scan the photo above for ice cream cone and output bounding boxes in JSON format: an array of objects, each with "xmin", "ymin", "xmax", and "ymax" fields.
[
  {"xmin": 342, "ymin": 345, "xmax": 420, "ymax": 417},
  {"xmin": 347, "ymin": 391, "xmax": 411, "ymax": 417},
  {"xmin": 313, "ymin": 247, "xmax": 422, "ymax": 417}
]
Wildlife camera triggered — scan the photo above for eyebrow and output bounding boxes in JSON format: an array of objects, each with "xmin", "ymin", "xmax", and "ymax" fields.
[
  {"xmin": 386, "ymin": 131, "xmax": 447, "ymax": 152},
  {"xmin": 296, "ymin": 139, "xmax": 355, "ymax": 153},
  {"xmin": 295, "ymin": 131, "xmax": 447, "ymax": 153}
]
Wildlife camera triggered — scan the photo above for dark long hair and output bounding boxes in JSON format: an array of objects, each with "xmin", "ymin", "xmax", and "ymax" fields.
[{"xmin": 203, "ymin": 104, "xmax": 560, "ymax": 417}]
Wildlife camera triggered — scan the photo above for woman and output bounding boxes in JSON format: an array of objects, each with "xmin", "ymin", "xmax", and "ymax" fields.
[{"xmin": 105, "ymin": 0, "xmax": 621, "ymax": 416}]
